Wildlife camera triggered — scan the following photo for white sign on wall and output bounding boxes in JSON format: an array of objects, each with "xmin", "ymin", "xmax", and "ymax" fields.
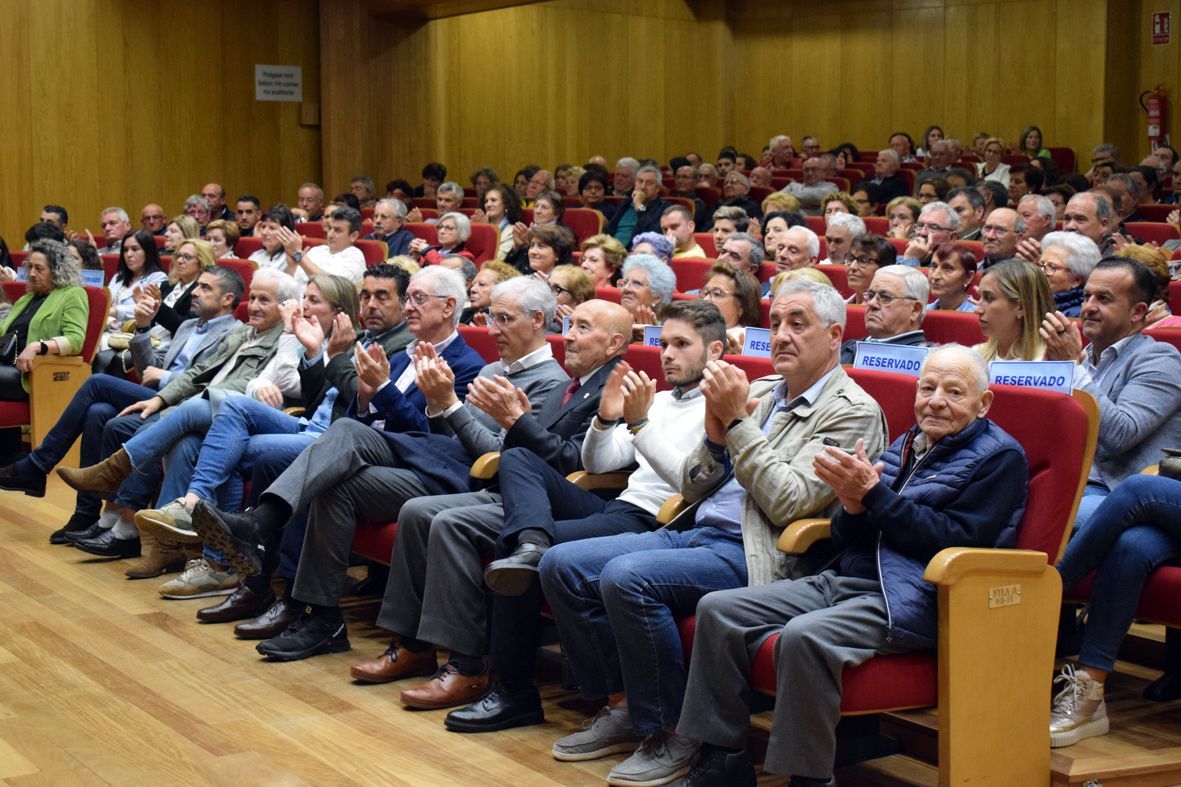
[{"xmin": 255, "ymin": 65, "xmax": 302, "ymax": 102}]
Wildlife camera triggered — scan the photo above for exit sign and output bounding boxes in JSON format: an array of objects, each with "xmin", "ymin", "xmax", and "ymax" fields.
[{"xmin": 1154, "ymin": 11, "xmax": 1171, "ymax": 45}]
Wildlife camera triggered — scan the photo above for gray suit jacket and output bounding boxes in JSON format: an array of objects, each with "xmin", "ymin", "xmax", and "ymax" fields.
[
  {"xmin": 129, "ymin": 315, "xmax": 238, "ymax": 386},
  {"xmin": 1085, "ymin": 331, "xmax": 1181, "ymax": 486}
]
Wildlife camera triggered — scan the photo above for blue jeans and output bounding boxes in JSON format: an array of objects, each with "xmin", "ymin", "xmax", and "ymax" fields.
[
  {"xmin": 538, "ymin": 526, "xmax": 748, "ymax": 736},
  {"xmin": 1058, "ymin": 475, "xmax": 1181, "ymax": 672},
  {"xmin": 1072, "ymin": 482, "xmax": 1110, "ymax": 531},
  {"xmin": 26, "ymin": 373, "xmax": 155, "ymax": 522},
  {"xmin": 123, "ymin": 396, "xmax": 214, "ymax": 470}
]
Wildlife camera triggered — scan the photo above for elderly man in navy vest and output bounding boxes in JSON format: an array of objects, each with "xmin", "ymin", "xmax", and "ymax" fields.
[{"xmin": 674, "ymin": 344, "xmax": 1028, "ymax": 785}]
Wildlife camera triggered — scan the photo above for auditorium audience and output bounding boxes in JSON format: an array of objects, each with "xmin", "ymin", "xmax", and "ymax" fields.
[
  {"xmin": 820, "ymin": 213, "xmax": 864, "ymax": 265},
  {"xmin": 465, "ymin": 259, "xmax": 520, "ymax": 325},
  {"xmin": 162, "ymin": 215, "xmax": 200, "ymax": 256},
  {"xmin": 675, "ymin": 343, "xmax": 1027, "ymax": 785},
  {"xmin": 204, "ymin": 219, "xmax": 239, "ymax": 259},
  {"xmin": 630, "ymin": 232, "xmax": 673, "ymax": 265},
  {"xmin": 1036, "ymin": 231, "xmax": 1102, "ymax": 317},
  {"xmin": 846, "ymin": 234, "xmax": 898, "ymax": 305},
  {"xmin": 839, "ymin": 265, "xmax": 930, "ymax": 363},
  {"xmin": 97, "ymin": 207, "xmax": 133, "ymax": 254},
  {"xmin": 618, "ymin": 253, "xmax": 674, "ymax": 326},
  {"xmin": 901, "ymin": 201, "xmax": 960, "ymax": 266},
  {"xmin": 365, "ymin": 198, "xmax": 415, "ymax": 258},
  {"xmin": 234, "ymin": 196, "xmax": 261, "ymax": 238},
  {"xmin": 475, "ymin": 183, "xmax": 521, "ymax": 259},
  {"xmin": 408, "ymin": 211, "xmax": 473, "ymax": 268},
  {"xmin": 699, "ymin": 263, "xmax": 761, "ymax": 351},
  {"xmin": 886, "ymin": 196, "xmax": 921, "ymax": 239}
]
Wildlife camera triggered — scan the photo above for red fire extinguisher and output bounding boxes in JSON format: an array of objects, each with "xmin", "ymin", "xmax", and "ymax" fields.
[{"xmin": 1140, "ymin": 85, "xmax": 1170, "ymax": 149}]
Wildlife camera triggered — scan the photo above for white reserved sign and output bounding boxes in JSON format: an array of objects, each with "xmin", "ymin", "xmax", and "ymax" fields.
[
  {"xmin": 989, "ymin": 361, "xmax": 1074, "ymax": 395},
  {"xmin": 741, "ymin": 327, "xmax": 772, "ymax": 358},
  {"xmin": 255, "ymin": 65, "xmax": 302, "ymax": 102},
  {"xmin": 562, "ymin": 316, "xmax": 571, "ymax": 335},
  {"xmin": 642, "ymin": 325, "xmax": 662, "ymax": 347},
  {"xmin": 853, "ymin": 341, "xmax": 928, "ymax": 374}
]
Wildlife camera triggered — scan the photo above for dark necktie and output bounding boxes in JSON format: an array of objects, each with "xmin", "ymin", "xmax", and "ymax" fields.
[{"xmin": 561, "ymin": 378, "xmax": 582, "ymax": 406}]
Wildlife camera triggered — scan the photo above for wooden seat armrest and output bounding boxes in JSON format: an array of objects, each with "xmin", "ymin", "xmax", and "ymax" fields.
[
  {"xmin": 777, "ymin": 518, "xmax": 832, "ymax": 554},
  {"xmin": 283, "ymin": 406, "xmax": 305, "ymax": 417},
  {"xmin": 656, "ymin": 494, "xmax": 686, "ymax": 525},
  {"xmin": 566, "ymin": 470, "xmax": 632, "ymax": 491},
  {"xmin": 923, "ymin": 547, "xmax": 1054, "ymax": 585},
  {"xmin": 470, "ymin": 452, "xmax": 500, "ymax": 479},
  {"xmin": 1141, "ymin": 464, "xmax": 1159, "ymax": 476}
]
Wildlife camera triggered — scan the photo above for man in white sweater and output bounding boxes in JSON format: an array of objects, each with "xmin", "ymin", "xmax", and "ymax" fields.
[{"xmin": 439, "ymin": 299, "xmax": 726, "ymax": 734}]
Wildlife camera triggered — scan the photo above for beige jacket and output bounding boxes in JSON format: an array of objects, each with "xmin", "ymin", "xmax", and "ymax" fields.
[{"xmin": 678, "ymin": 365, "xmax": 888, "ymax": 586}]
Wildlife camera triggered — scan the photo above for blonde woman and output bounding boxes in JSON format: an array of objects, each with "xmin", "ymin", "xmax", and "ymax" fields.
[{"xmin": 974, "ymin": 260, "xmax": 1053, "ymax": 361}]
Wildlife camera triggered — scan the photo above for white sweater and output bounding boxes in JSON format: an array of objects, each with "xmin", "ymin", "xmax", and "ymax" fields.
[{"xmin": 580, "ymin": 390, "xmax": 706, "ymax": 515}]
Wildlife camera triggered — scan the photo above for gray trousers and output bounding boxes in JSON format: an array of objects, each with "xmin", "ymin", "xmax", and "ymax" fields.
[
  {"xmin": 676, "ymin": 572, "xmax": 889, "ymax": 779},
  {"xmin": 268, "ymin": 419, "xmax": 430, "ymax": 607},
  {"xmin": 375, "ymin": 490, "xmax": 504, "ymax": 657}
]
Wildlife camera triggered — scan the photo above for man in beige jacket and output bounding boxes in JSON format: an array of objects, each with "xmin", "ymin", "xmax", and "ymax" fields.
[{"xmin": 538, "ymin": 279, "xmax": 888, "ymax": 787}]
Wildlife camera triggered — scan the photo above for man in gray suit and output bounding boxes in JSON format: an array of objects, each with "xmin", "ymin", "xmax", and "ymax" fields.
[{"xmin": 1042, "ymin": 257, "xmax": 1181, "ymax": 526}]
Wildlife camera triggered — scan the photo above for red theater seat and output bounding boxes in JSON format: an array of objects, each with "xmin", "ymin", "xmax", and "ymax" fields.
[
  {"xmin": 355, "ymin": 239, "xmax": 388, "ymax": 267},
  {"xmin": 922, "ymin": 309, "xmax": 985, "ymax": 346},
  {"xmin": 1125, "ymin": 222, "xmax": 1180, "ymax": 245},
  {"xmin": 216, "ymin": 258, "xmax": 257, "ymax": 290},
  {"xmin": 295, "ymin": 223, "xmax": 325, "ymax": 239},
  {"xmin": 670, "ymin": 258, "xmax": 716, "ymax": 292}
]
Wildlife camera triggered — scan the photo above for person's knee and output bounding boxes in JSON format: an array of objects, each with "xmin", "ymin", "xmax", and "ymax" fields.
[
  {"xmin": 775, "ymin": 615, "xmax": 824, "ymax": 661},
  {"xmin": 539, "ymin": 543, "xmax": 580, "ymax": 593},
  {"xmin": 694, "ymin": 590, "xmax": 731, "ymax": 629},
  {"xmin": 600, "ymin": 554, "xmax": 649, "ymax": 605}
]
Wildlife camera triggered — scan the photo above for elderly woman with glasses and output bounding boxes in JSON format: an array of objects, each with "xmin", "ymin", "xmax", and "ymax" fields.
[
  {"xmin": 619, "ymin": 253, "xmax": 676, "ymax": 327},
  {"xmin": 409, "ymin": 211, "xmax": 474, "ymax": 267},
  {"xmin": 548, "ymin": 264, "xmax": 594, "ymax": 325},
  {"xmin": 1036, "ymin": 231, "xmax": 1102, "ymax": 317},
  {"xmin": 846, "ymin": 235, "xmax": 899, "ymax": 305}
]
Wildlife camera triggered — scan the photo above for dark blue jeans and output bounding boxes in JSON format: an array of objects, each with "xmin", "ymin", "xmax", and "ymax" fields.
[
  {"xmin": 27, "ymin": 373, "xmax": 156, "ymax": 523},
  {"xmin": 1059, "ymin": 475, "xmax": 1181, "ymax": 672},
  {"xmin": 539, "ymin": 526, "xmax": 748, "ymax": 736}
]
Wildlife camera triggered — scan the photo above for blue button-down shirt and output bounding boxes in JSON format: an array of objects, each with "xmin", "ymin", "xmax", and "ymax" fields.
[{"xmin": 158, "ymin": 313, "xmax": 235, "ymax": 388}]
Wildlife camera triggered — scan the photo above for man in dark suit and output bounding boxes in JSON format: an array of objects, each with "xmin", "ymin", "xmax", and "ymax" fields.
[
  {"xmin": 344, "ymin": 298, "xmax": 633, "ymax": 704},
  {"xmin": 605, "ymin": 165, "xmax": 671, "ymax": 248},
  {"xmin": 194, "ymin": 288, "xmax": 632, "ymax": 662}
]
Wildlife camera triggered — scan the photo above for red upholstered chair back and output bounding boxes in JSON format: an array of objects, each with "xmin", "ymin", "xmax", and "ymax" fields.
[
  {"xmin": 545, "ymin": 333, "xmax": 566, "ymax": 366},
  {"xmin": 417, "ymin": 208, "xmax": 440, "ymax": 221},
  {"xmin": 80, "ymin": 286, "xmax": 110, "ymax": 362},
  {"xmin": 464, "ymin": 224, "xmax": 499, "ymax": 265},
  {"xmin": 1145, "ymin": 327, "xmax": 1181, "ymax": 353},
  {"xmin": 817, "ymin": 264, "xmax": 850, "ymax": 297},
  {"xmin": 360, "ymin": 207, "xmax": 375, "ymax": 220},
  {"xmin": 216, "ymin": 258, "xmax": 256, "ymax": 291},
  {"xmin": 804, "ymin": 215, "xmax": 825, "ymax": 234},
  {"xmin": 693, "ymin": 233, "xmax": 718, "ymax": 257},
  {"xmin": 986, "ymin": 386, "xmax": 1096, "ymax": 561},
  {"xmin": 844, "ymin": 305, "xmax": 867, "ymax": 341},
  {"xmin": 10, "ymin": 251, "xmax": 29, "ymax": 268},
  {"xmin": 723, "ymin": 354, "xmax": 774, "ymax": 382},
  {"xmin": 101, "ymin": 254, "xmax": 120, "ymax": 284},
  {"xmin": 1125, "ymin": 222, "xmax": 1181, "ymax": 245},
  {"xmin": 235, "ymin": 237, "xmax": 263, "ymax": 258},
  {"xmin": 457, "ymin": 325, "xmax": 500, "ymax": 364},
  {"xmin": 563, "ymin": 209, "xmax": 604, "ymax": 245},
  {"xmin": 670, "ymin": 258, "xmax": 715, "ymax": 292},
  {"xmin": 846, "ymin": 367, "xmax": 918, "ymax": 441},
  {"xmin": 921, "ymin": 309, "xmax": 985, "ymax": 346},
  {"xmin": 1135, "ymin": 204, "xmax": 1175, "ymax": 222},
  {"xmin": 862, "ymin": 217, "xmax": 889, "ymax": 236},
  {"xmin": 153, "ymin": 235, "xmax": 167, "ymax": 249},
  {"xmin": 295, "ymin": 223, "xmax": 325, "ymax": 239},
  {"xmin": 406, "ymin": 223, "xmax": 438, "ymax": 245},
  {"xmin": 1047, "ymin": 147, "xmax": 1076, "ymax": 174},
  {"xmin": 234, "ymin": 302, "xmax": 249, "ymax": 323},
  {"xmin": 354, "ymin": 239, "xmax": 388, "ymax": 267},
  {"xmin": 595, "ymin": 286, "xmax": 622, "ymax": 304},
  {"xmin": 1169, "ymin": 280, "xmax": 1181, "ymax": 314},
  {"xmin": 622, "ymin": 344, "xmax": 671, "ymax": 391}
]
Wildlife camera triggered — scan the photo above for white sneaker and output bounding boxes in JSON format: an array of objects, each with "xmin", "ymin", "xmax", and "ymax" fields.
[
  {"xmin": 158, "ymin": 558, "xmax": 239, "ymax": 600},
  {"xmin": 552, "ymin": 705, "xmax": 642, "ymax": 761},
  {"xmin": 1049, "ymin": 663, "xmax": 1109, "ymax": 747},
  {"xmin": 607, "ymin": 731, "xmax": 697, "ymax": 786}
]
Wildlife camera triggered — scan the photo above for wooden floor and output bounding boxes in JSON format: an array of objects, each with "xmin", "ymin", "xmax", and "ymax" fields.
[{"xmin": 5, "ymin": 477, "xmax": 1181, "ymax": 786}]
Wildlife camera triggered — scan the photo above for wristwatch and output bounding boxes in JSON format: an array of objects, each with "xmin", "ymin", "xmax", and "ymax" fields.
[
  {"xmin": 291, "ymin": 250, "xmax": 303, "ymax": 263},
  {"xmin": 38, "ymin": 341, "xmax": 48, "ymax": 355}
]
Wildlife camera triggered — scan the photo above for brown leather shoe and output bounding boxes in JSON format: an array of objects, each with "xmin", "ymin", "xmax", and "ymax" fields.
[
  {"xmin": 124, "ymin": 532, "xmax": 191, "ymax": 580},
  {"xmin": 400, "ymin": 664, "xmax": 490, "ymax": 710},
  {"xmin": 197, "ymin": 583, "xmax": 276, "ymax": 624},
  {"xmin": 234, "ymin": 598, "xmax": 301, "ymax": 640},
  {"xmin": 350, "ymin": 644, "xmax": 437, "ymax": 684},
  {"xmin": 57, "ymin": 448, "xmax": 133, "ymax": 495}
]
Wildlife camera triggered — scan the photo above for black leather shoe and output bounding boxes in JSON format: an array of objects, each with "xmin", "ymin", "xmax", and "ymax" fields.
[
  {"xmin": 677, "ymin": 745, "xmax": 757, "ymax": 787},
  {"xmin": 196, "ymin": 584, "xmax": 276, "ymax": 624},
  {"xmin": 255, "ymin": 608, "xmax": 350, "ymax": 661},
  {"xmin": 0, "ymin": 460, "xmax": 45, "ymax": 497},
  {"xmin": 235, "ymin": 598, "xmax": 301, "ymax": 639},
  {"xmin": 191, "ymin": 501, "xmax": 264, "ymax": 577},
  {"xmin": 64, "ymin": 523, "xmax": 106, "ymax": 544},
  {"xmin": 73, "ymin": 529, "xmax": 141, "ymax": 559},
  {"xmin": 444, "ymin": 682, "xmax": 544, "ymax": 733},
  {"xmin": 50, "ymin": 513, "xmax": 96, "ymax": 545},
  {"xmin": 483, "ymin": 543, "xmax": 549, "ymax": 597}
]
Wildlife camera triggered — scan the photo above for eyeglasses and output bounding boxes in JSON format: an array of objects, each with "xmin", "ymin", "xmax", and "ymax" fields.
[
  {"xmin": 848, "ymin": 256, "xmax": 879, "ymax": 268},
  {"xmin": 437, "ymin": 223, "xmax": 458, "ymax": 231},
  {"xmin": 550, "ymin": 283, "xmax": 572, "ymax": 297},
  {"xmin": 489, "ymin": 311, "xmax": 518, "ymax": 326},
  {"xmin": 699, "ymin": 287, "xmax": 736, "ymax": 300},
  {"xmin": 405, "ymin": 292, "xmax": 449, "ymax": 306},
  {"xmin": 863, "ymin": 290, "xmax": 917, "ymax": 306},
  {"xmin": 1037, "ymin": 261, "xmax": 1069, "ymax": 275},
  {"xmin": 619, "ymin": 277, "xmax": 649, "ymax": 289},
  {"xmin": 915, "ymin": 221, "xmax": 952, "ymax": 233},
  {"xmin": 174, "ymin": 252, "xmax": 198, "ymax": 262},
  {"xmin": 982, "ymin": 224, "xmax": 1014, "ymax": 236}
]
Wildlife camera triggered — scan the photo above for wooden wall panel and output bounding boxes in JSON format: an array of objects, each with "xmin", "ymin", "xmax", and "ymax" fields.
[
  {"xmin": 1136, "ymin": 0, "xmax": 1181, "ymax": 163},
  {"xmin": 0, "ymin": 0, "xmax": 320, "ymax": 246}
]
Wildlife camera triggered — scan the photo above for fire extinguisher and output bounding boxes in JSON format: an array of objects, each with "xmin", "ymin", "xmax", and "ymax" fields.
[{"xmin": 1140, "ymin": 85, "xmax": 1170, "ymax": 149}]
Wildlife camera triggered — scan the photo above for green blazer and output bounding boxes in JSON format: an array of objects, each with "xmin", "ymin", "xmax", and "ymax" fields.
[{"xmin": 0, "ymin": 285, "xmax": 89, "ymax": 392}]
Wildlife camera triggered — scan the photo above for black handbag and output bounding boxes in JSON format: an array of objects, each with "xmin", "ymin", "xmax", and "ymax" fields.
[
  {"xmin": 0, "ymin": 333, "xmax": 18, "ymax": 366},
  {"xmin": 1161, "ymin": 448, "xmax": 1181, "ymax": 481}
]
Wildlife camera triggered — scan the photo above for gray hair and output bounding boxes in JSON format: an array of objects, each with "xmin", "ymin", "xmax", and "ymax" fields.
[
  {"xmin": 727, "ymin": 232, "xmax": 765, "ymax": 266},
  {"xmin": 789, "ymin": 226, "xmax": 821, "ymax": 259},
  {"xmin": 412, "ymin": 265, "xmax": 468, "ymax": 328},
  {"xmin": 251, "ymin": 267, "xmax": 301, "ymax": 304},
  {"xmin": 930, "ymin": 140, "xmax": 950, "ymax": 154},
  {"xmin": 1107, "ymin": 172, "xmax": 1140, "ymax": 202},
  {"xmin": 636, "ymin": 164, "xmax": 662, "ymax": 181},
  {"xmin": 1074, "ymin": 191, "xmax": 1115, "ymax": 222},
  {"xmin": 299, "ymin": 182, "xmax": 325, "ymax": 200},
  {"xmin": 616, "ymin": 157, "xmax": 640, "ymax": 174},
  {"xmin": 376, "ymin": 197, "xmax": 408, "ymax": 218},
  {"xmin": 1092, "ymin": 142, "xmax": 1120, "ymax": 162},
  {"xmin": 921, "ymin": 343, "xmax": 990, "ymax": 393},
  {"xmin": 440, "ymin": 211, "xmax": 472, "ymax": 242},
  {"xmin": 878, "ymin": 149, "xmax": 901, "ymax": 166},
  {"xmin": 712, "ymin": 205, "xmax": 749, "ymax": 226},
  {"xmin": 769, "ymin": 134, "xmax": 791, "ymax": 148},
  {"xmin": 437, "ymin": 181, "xmax": 465, "ymax": 199},
  {"xmin": 1041, "ymin": 231, "xmax": 1102, "ymax": 281},
  {"xmin": 622, "ymin": 253, "xmax": 676, "ymax": 305},
  {"xmin": 444, "ymin": 255, "xmax": 478, "ymax": 284},
  {"xmin": 1019, "ymin": 194, "xmax": 1056, "ymax": 227},
  {"xmin": 875, "ymin": 264, "xmax": 930, "ymax": 308},
  {"xmin": 351, "ymin": 176, "xmax": 375, "ymax": 195},
  {"xmin": 101, "ymin": 206, "xmax": 129, "ymax": 223},
  {"xmin": 726, "ymin": 172, "xmax": 751, "ymax": 188},
  {"xmin": 183, "ymin": 194, "xmax": 211, "ymax": 213},
  {"xmin": 826, "ymin": 212, "xmax": 866, "ymax": 238},
  {"xmin": 920, "ymin": 200, "xmax": 961, "ymax": 231},
  {"xmin": 29, "ymin": 239, "xmax": 81, "ymax": 288},
  {"xmin": 492, "ymin": 276, "xmax": 557, "ymax": 328},
  {"xmin": 773, "ymin": 279, "xmax": 847, "ymax": 330}
]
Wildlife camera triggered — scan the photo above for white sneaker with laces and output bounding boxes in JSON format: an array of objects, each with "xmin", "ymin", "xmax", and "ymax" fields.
[
  {"xmin": 1049, "ymin": 663, "xmax": 1109, "ymax": 747},
  {"xmin": 158, "ymin": 558, "xmax": 239, "ymax": 600},
  {"xmin": 552, "ymin": 705, "xmax": 642, "ymax": 761},
  {"xmin": 607, "ymin": 731, "xmax": 697, "ymax": 786}
]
